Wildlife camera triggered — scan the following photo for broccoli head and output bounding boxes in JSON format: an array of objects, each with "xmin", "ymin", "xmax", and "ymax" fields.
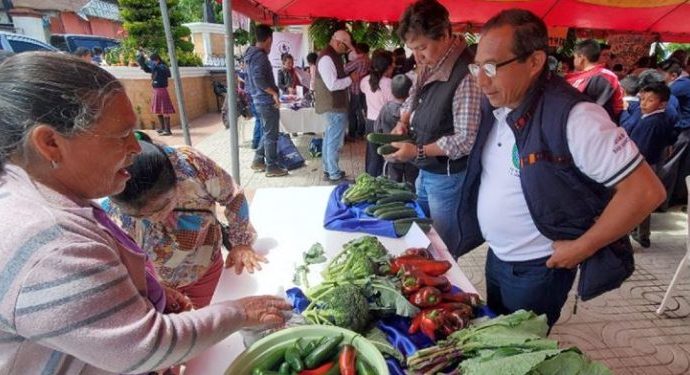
[{"xmin": 303, "ymin": 283, "xmax": 371, "ymax": 333}]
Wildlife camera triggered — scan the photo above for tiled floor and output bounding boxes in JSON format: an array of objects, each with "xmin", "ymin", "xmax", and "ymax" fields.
[{"xmin": 162, "ymin": 113, "xmax": 690, "ymax": 375}]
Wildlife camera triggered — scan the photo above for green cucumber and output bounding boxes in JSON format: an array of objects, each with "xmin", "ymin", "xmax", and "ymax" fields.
[
  {"xmin": 373, "ymin": 205, "xmax": 413, "ymax": 218},
  {"xmin": 303, "ymin": 334, "xmax": 344, "ymax": 369},
  {"xmin": 377, "ymin": 208, "xmax": 418, "ymax": 220},
  {"xmin": 367, "ymin": 133, "xmax": 413, "ymax": 145},
  {"xmin": 394, "ymin": 219, "xmax": 433, "ymax": 236},
  {"xmin": 284, "ymin": 346, "xmax": 304, "ymax": 371},
  {"xmin": 377, "ymin": 144, "xmax": 398, "ymax": 156},
  {"xmin": 252, "ymin": 347, "xmax": 287, "ymax": 374}
]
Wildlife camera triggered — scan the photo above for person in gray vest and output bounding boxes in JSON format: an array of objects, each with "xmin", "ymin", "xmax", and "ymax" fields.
[
  {"xmin": 384, "ymin": 0, "xmax": 481, "ymax": 253},
  {"xmin": 245, "ymin": 24, "xmax": 288, "ymax": 177},
  {"xmin": 457, "ymin": 9, "xmax": 666, "ymax": 327},
  {"xmin": 314, "ymin": 30, "xmax": 360, "ymax": 182}
]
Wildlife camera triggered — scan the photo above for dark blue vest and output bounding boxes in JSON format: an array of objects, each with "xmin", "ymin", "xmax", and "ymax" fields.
[{"xmin": 457, "ymin": 72, "xmax": 635, "ymax": 301}]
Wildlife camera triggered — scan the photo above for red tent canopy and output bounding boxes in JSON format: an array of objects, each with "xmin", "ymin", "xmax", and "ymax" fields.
[{"xmin": 225, "ymin": 0, "xmax": 690, "ymax": 41}]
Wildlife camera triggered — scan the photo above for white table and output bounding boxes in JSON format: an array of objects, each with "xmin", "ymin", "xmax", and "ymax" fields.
[
  {"xmin": 279, "ymin": 107, "xmax": 325, "ymax": 134},
  {"xmin": 184, "ymin": 186, "xmax": 478, "ymax": 375}
]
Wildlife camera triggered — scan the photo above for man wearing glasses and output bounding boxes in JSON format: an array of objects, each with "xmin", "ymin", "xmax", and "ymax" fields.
[
  {"xmin": 457, "ymin": 9, "xmax": 666, "ymax": 328},
  {"xmin": 314, "ymin": 29, "xmax": 360, "ymax": 182}
]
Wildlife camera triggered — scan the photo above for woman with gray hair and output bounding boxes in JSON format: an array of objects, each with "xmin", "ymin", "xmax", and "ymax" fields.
[{"xmin": 0, "ymin": 52, "xmax": 290, "ymax": 374}]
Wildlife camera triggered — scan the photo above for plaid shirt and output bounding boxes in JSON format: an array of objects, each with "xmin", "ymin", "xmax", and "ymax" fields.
[
  {"xmin": 402, "ymin": 37, "xmax": 481, "ymax": 159},
  {"xmin": 345, "ymin": 55, "xmax": 371, "ymax": 95}
]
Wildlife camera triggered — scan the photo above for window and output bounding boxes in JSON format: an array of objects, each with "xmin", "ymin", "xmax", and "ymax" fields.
[{"xmin": 8, "ymin": 39, "xmax": 51, "ymax": 53}]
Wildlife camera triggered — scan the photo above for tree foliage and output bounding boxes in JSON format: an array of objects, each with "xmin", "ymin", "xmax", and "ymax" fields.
[
  {"xmin": 308, "ymin": 18, "xmax": 403, "ymax": 51},
  {"xmin": 119, "ymin": 0, "xmax": 200, "ymax": 66}
]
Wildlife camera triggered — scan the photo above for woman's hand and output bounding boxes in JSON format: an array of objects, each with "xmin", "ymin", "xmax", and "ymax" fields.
[
  {"xmin": 163, "ymin": 286, "xmax": 194, "ymax": 314},
  {"xmin": 225, "ymin": 245, "xmax": 268, "ymax": 274},
  {"xmin": 235, "ymin": 295, "xmax": 292, "ymax": 327}
]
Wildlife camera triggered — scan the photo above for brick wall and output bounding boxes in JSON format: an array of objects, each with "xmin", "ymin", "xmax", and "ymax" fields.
[{"xmin": 105, "ymin": 67, "xmax": 225, "ymax": 130}]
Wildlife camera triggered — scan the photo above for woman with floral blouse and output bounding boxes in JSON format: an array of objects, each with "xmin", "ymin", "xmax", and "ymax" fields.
[{"xmin": 102, "ymin": 140, "xmax": 266, "ymax": 311}]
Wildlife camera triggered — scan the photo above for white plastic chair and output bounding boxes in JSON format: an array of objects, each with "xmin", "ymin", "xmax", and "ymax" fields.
[{"xmin": 657, "ymin": 175, "xmax": 690, "ymax": 314}]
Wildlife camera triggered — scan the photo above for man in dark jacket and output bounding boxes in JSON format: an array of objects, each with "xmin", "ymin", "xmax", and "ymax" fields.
[
  {"xmin": 245, "ymin": 24, "xmax": 287, "ymax": 177},
  {"xmin": 458, "ymin": 9, "xmax": 666, "ymax": 327}
]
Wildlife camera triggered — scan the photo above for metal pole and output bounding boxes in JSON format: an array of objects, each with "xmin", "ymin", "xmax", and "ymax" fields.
[
  {"xmin": 223, "ymin": 0, "xmax": 240, "ymax": 183},
  {"xmin": 159, "ymin": 0, "xmax": 192, "ymax": 146}
]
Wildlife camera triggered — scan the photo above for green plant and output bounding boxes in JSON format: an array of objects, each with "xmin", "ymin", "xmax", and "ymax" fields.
[
  {"xmin": 233, "ymin": 28, "xmax": 251, "ymax": 47},
  {"xmin": 176, "ymin": 0, "xmax": 223, "ymax": 23},
  {"xmin": 309, "ymin": 18, "xmax": 347, "ymax": 50},
  {"xmin": 120, "ymin": 0, "xmax": 201, "ymax": 66}
]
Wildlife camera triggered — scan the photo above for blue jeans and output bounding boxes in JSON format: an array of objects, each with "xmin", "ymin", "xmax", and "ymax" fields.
[
  {"xmin": 485, "ymin": 249, "xmax": 576, "ymax": 327},
  {"xmin": 250, "ymin": 102, "xmax": 263, "ymax": 149},
  {"xmin": 322, "ymin": 112, "xmax": 347, "ymax": 179},
  {"xmin": 415, "ymin": 169, "xmax": 465, "ymax": 253},
  {"xmin": 254, "ymin": 104, "xmax": 280, "ymax": 167}
]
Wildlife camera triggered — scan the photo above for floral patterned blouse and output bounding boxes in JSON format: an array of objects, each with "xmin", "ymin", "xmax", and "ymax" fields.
[{"xmin": 102, "ymin": 145, "xmax": 256, "ymax": 288}]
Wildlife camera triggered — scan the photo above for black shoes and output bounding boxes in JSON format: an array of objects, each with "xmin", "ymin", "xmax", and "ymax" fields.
[{"xmin": 265, "ymin": 165, "xmax": 288, "ymax": 177}]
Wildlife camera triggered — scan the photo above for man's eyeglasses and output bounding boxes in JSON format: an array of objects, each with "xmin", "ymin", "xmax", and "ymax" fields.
[{"xmin": 469, "ymin": 53, "xmax": 530, "ymax": 78}]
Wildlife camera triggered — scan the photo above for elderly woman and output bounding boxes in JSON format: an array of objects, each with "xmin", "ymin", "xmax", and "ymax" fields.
[
  {"xmin": 0, "ymin": 52, "xmax": 290, "ymax": 374},
  {"xmin": 101, "ymin": 139, "xmax": 267, "ymax": 311}
]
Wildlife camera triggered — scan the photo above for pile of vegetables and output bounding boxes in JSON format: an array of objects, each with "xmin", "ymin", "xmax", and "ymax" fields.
[
  {"xmin": 342, "ymin": 173, "xmax": 432, "ymax": 236},
  {"xmin": 251, "ymin": 334, "xmax": 377, "ymax": 375},
  {"xmin": 302, "ymin": 236, "xmax": 419, "ymax": 333},
  {"xmin": 366, "ymin": 133, "xmax": 413, "ymax": 157},
  {"xmin": 392, "ymin": 248, "xmax": 482, "ymax": 342},
  {"xmin": 406, "ymin": 310, "xmax": 612, "ymax": 375}
]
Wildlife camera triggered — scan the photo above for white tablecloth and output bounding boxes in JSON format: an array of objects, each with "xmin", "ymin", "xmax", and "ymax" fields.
[
  {"xmin": 279, "ymin": 107, "xmax": 325, "ymax": 134},
  {"xmin": 184, "ymin": 186, "xmax": 478, "ymax": 375}
]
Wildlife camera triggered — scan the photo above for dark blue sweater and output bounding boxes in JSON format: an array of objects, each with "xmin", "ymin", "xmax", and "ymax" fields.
[
  {"xmin": 626, "ymin": 112, "xmax": 675, "ymax": 165},
  {"xmin": 244, "ymin": 46, "xmax": 278, "ymax": 106},
  {"xmin": 670, "ymin": 76, "xmax": 690, "ymax": 129},
  {"xmin": 620, "ymin": 95, "xmax": 679, "ymax": 130},
  {"xmin": 136, "ymin": 54, "xmax": 170, "ymax": 88}
]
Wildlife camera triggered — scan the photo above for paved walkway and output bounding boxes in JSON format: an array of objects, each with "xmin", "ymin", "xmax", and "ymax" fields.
[{"xmin": 156, "ymin": 113, "xmax": 690, "ymax": 374}]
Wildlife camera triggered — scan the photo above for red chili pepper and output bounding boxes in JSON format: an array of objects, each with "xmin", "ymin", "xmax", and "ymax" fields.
[
  {"xmin": 403, "ymin": 269, "xmax": 452, "ymax": 293},
  {"xmin": 402, "ymin": 247, "xmax": 432, "ymax": 259},
  {"xmin": 441, "ymin": 292, "xmax": 481, "ymax": 307},
  {"xmin": 391, "ymin": 257, "xmax": 452, "ymax": 276},
  {"xmin": 299, "ymin": 361, "xmax": 334, "ymax": 375},
  {"xmin": 409, "ymin": 286, "xmax": 442, "ymax": 308},
  {"xmin": 408, "ymin": 313, "xmax": 423, "ymax": 334},
  {"xmin": 434, "ymin": 302, "xmax": 474, "ymax": 316},
  {"xmin": 338, "ymin": 344, "xmax": 356, "ymax": 375}
]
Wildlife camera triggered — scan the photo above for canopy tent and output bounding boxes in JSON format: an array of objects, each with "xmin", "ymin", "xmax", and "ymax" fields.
[{"xmin": 226, "ymin": 0, "xmax": 690, "ymax": 42}]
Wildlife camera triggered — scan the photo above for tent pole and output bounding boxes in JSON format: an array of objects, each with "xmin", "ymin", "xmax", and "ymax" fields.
[
  {"xmin": 223, "ymin": 0, "xmax": 241, "ymax": 183},
  {"xmin": 159, "ymin": 0, "xmax": 192, "ymax": 146}
]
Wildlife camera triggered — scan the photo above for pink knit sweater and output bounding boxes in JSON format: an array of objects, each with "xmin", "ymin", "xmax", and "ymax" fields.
[{"xmin": 0, "ymin": 165, "xmax": 246, "ymax": 374}]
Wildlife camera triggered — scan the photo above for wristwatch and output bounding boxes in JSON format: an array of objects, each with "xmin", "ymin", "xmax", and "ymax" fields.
[{"xmin": 416, "ymin": 144, "xmax": 426, "ymax": 161}]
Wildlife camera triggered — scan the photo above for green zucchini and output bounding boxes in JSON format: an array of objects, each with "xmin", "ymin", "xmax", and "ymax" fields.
[
  {"xmin": 376, "ymin": 191, "xmax": 417, "ymax": 205},
  {"xmin": 367, "ymin": 133, "xmax": 413, "ymax": 145},
  {"xmin": 377, "ymin": 208, "xmax": 418, "ymax": 220},
  {"xmin": 377, "ymin": 144, "xmax": 398, "ymax": 156},
  {"xmin": 394, "ymin": 219, "xmax": 433, "ymax": 236},
  {"xmin": 367, "ymin": 201, "xmax": 406, "ymax": 216}
]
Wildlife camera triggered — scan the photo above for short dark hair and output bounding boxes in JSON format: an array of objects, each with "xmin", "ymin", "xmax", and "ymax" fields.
[
  {"xmin": 620, "ymin": 75, "xmax": 640, "ymax": 96},
  {"xmin": 281, "ymin": 53, "xmax": 293, "ymax": 63},
  {"xmin": 391, "ymin": 74, "xmax": 413, "ymax": 100},
  {"xmin": 660, "ymin": 58, "xmax": 684, "ymax": 77},
  {"xmin": 397, "ymin": 0, "xmax": 450, "ymax": 42},
  {"xmin": 307, "ymin": 52, "xmax": 318, "ymax": 64},
  {"xmin": 482, "ymin": 9, "xmax": 548, "ymax": 62},
  {"xmin": 74, "ymin": 47, "xmax": 91, "ymax": 57},
  {"xmin": 600, "ymin": 43, "xmax": 611, "ymax": 51},
  {"xmin": 393, "ymin": 47, "xmax": 406, "ymax": 58},
  {"xmin": 670, "ymin": 50, "xmax": 688, "ymax": 68},
  {"xmin": 149, "ymin": 53, "xmax": 162, "ymax": 63},
  {"xmin": 640, "ymin": 81, "xmax": 671, "ymax": 103},
  {"xmin": 574, "ymin": 39, "xmax": 601, "ymax": 63},
  {"xmin": 638, "ymin": 69, "xmax": 665, "ymax": 87},
  {"xmin": 111, "ymin": 141, "xmax": 177, "ymax": 210},
  {"xmin": 255, "ymin": 24, "xmax": 273, "ymax": 43}
]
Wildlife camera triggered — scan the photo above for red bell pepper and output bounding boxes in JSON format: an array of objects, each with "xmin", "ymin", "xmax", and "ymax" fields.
[
  {"xmin": 408, "ymin": 313, "xmax": 423, "ymax": 334},
  {"xmin": 441, "ymin": 292, "xmax": 481, "ymax": 307},
  {"xmin": 419, "ymin": 309, "xmax": 444, "ymax": 341},
  {"xmin": 409, "ymin": 286, "xmax": 442, "ymax": 308},
  {"xmin": 402, "ymin": 247, "xmax": 432, "ymax": 259},
  {"xmin": 338, "ymin": 345, "xmax": 356, "ymax": 375},
  {"xmin": 402, "ymin": 269, "xmax": 451, "ymax": 294},
  {"xmin": 299, "ymin": 362, "xmax": 334, "ymax": 375},
  {"xmin": 390, "ymin": 257, "xmax": 452, "ymax": 276}
]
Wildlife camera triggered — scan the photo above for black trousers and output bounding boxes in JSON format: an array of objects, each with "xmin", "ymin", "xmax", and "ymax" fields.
[
  {"xmin": 365, "ymin": 119, "xmax": 384, "ymax": 176},
  {"xmin": 348, "ymin": 93, "xmax": 366, "ymax": 137}
]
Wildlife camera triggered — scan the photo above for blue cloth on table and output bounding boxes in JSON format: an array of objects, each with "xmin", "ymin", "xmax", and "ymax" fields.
[
  {"xmin": 285, "ymin": 285, "xmax": 494, "ymax": 373},
  {"xmin": 323, "ymin": 183, "xmax": 426, "ymax": 238}
]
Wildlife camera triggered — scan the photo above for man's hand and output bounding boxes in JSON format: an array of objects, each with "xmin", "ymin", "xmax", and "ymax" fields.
[
  {"xmin": 225, "ymin": 245, "xmax": 268, "ymax": 274},
  {"xmin": 546, "ymin": 239, "xmax": 595, "ymax": 269},
  {"xmin": 384, "ymin": 142, "xmax": 417, "ymax": 163},
  {"xmin": 235, "ymin": 295, "xmax": 292, "ymax": 327}
]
